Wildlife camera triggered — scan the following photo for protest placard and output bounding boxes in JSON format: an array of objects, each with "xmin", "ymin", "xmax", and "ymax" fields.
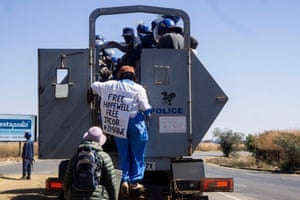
[{"xmin": 100, "ymin": 89, "xmax": 135, "ymax": 138}]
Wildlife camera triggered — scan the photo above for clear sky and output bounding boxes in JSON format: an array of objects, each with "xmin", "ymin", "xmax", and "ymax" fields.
[{"xmin": 1, "ymin": 0, "xmax": 299, "ymax": 139}]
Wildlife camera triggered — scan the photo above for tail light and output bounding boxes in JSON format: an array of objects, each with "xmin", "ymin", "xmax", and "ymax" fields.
[
  {"xmin": 200, "ymin": 178, "xmax": 234, "ymax": 192},
  {"xmin": 45, "ymin": 177, "xmax": 64, "ymax": 192}
]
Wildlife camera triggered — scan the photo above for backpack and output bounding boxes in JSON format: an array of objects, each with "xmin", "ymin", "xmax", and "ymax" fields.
[{"xmin": 72, "ymin": 146, "xmax": 102, "ymax": 192}]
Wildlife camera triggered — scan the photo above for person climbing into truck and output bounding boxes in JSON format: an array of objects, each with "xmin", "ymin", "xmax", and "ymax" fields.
[
  {"xmin": 90, "ymin": 65, "xmax": 152, "ymax": 197},
  {"xmin": 63, "ymin": 126, "xmax": 119, "ymax": 200},
  {"xmin": 21, "ymin": 131, "xmax": 34, "ymax": 180}
]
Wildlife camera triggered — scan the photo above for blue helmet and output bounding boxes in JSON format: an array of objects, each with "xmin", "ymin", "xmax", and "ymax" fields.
[
  {"xmin": 24, "ymin": 132, "xmax": 32, "ymax": 139},
  {"xmin": 162, "ymin": 15, "xmax": 180, "ymax": 24},
  {"xmin": 137, "ymin": 23, "xmax": 150, "ymax": 34},
  {"xmin": 95, "ymin": 35, "xmax": 104, "ymax": 40},
  {"xmin": 160, "ymin": 18, "xmax": 175, "ymax": 28},
  {"xmin": 157, "ymin": 18, "xmax": 175, "ymax": 35},
  {"xmin": 111, "ymin": 56, "xmax": 118, "ymax": 63}
]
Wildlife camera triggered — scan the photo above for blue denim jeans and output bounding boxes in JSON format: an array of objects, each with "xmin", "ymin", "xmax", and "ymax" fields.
[
  {"xmin": 114, "ymin": 119, "xmax": 148, "ymax": 183},
  {"xmin": 22, "ymin": 159, "xmax": 31, "ymax": 177}
]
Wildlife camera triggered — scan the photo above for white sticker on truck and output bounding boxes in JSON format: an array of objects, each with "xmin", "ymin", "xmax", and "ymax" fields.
[{"xmin": 159, "ymin": 116, "xmax": 186, "ymax": 133}]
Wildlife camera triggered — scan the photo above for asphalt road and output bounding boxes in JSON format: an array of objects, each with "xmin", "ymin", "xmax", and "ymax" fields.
[
  {"xmin": 203, "ymin": 161, "xmax": 300, "ymax": 200},
  {"xmin": 0, "ymin": 159, "xmax": 62, "ymax": 176},
  {"xmin": 192, "ymin": 151, "xmax": 300, "ymax": 200},
  {"xmin": 1, "ymin": 153, "xmax": 299, "ymax": 200}
]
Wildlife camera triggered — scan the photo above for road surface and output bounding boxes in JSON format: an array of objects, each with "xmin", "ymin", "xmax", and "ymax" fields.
[
  {"xmin": 203, "ymin": 161, "xmax": 300, "ymax": 200},
  {"xmin": 1, "ymin": 154, "xmax": 299, "ymax": 200},
  {"xmin": 0, "ymin": 159, "xmax": 62, "ymax": 175}
]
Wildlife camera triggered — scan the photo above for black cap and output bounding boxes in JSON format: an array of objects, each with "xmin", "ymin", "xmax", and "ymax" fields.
[{"xmin": 122, "ymin": 27, "xmax": 134, "ymax": 36}]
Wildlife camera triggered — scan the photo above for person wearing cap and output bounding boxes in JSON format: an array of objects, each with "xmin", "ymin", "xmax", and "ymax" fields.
[
  {"xmin": 120, "ymin": 27, "xmax": 141, "ymax": 68},
  {"xmin": 63, "ymin": 126, "xmax": 119, "ymax": 200},
  {"xmin": 90, "ymin": 65, "xmax": 152, "ymax": 197},
  {"xmin": 21, "ymin": 131, "xmax": 34, "ymax": 179}
]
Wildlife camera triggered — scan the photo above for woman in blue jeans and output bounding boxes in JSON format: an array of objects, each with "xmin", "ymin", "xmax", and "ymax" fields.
[
  {"xmin": 91, "ymin": 65, "xmax": 152, "ymax": 196},
  {"xmin": 114, "ymin": 111, "xmax": 150, "ymax": 191}
]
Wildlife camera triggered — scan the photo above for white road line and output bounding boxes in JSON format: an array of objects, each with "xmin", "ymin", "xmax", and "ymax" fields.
[
  {"xmin": 235, "ymin": 183, "xmax": 247, "ymax": 188},
  {"xmin": 218, "ymin": 192, "xmax": 242, "ymax": 200}
]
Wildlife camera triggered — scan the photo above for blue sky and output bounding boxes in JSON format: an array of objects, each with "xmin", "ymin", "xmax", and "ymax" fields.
[{"xmin": 0, "ymin": 0, "xmax": 299, "ymax": 139}]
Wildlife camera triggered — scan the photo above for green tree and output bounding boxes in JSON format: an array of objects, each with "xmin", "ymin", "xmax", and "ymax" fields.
[
  {"xmin": 213, "ymin": 128, "xmax": 243, "ymax": 157},
  {"xmin": 274, "ymin": 133, "xmax": 300, "ymax": 171},
  {"xmin": 245, "ymin": 134, "xmax": 257, "ymax": 154}
]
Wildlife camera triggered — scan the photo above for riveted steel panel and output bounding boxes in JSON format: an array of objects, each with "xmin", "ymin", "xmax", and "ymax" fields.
[
  {"xmin": 140, "ymin": 49, "xmax": 227, "ymax": 170},
  {"xmin": 38, "ymin": 49, "xmax": 90, "ymax": 159},
  {"xmin": 191, "ymin": 52, "xmax": 228, "ymax": 150},
  {"xmin": 141, "ymin": 49, "xmax": 190, "ymax": 159}
]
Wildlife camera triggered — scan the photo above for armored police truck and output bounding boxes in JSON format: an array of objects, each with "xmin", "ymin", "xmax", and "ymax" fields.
[{"xmin": 39, "ymin": 5, "xmax": 233, "ymax": 199}]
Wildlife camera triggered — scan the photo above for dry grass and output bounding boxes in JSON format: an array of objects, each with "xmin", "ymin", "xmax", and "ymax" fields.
[
  {"xmin": 255, "ymin": 129, "xmax": 300, "ymax": 150},
  {"xmin": 205, "ymin": 153, "xmax": 276, "ymax": 171},
  {"xmin": 195, "ymin": 142, "xmax": 220, "ymax": 151},
  {"xmin": 0, "ymin": 143, "xmax": 56, "ymax": 199},
  {"xmin": 204, "ymin": 129, "xmax": 300, "ymax": 171},
  {"xmin": 0, "ymin": 173, "xmax": 57, "ymax": 199},
  {"xmin": 0, "ymin": 142, "xmax": 38, "ymax": 162},
  {"xmin": 196, "ymin": 142, "xmax": 246, "ymax": 152},
  {"xmin": 255, "ymin": 130, "xmax": 281, "ymax": 150}
]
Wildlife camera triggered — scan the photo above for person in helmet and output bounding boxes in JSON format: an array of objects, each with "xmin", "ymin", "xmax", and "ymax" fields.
[
  {"xmin": 136, "ymin": 22, "xmax": 151, "ymax": 37},
  {"xmin": 155, "ymin": 18, "xmax": 184, "ymax": 49},
  {"xmin": 119, "ymin": 27, "xmax": 141, "ymax": 69},
  {"xmin": 162, "ymin": 15, "xmax": 181, "ymax": 24},
  {"xmin": 90, "ymin": 65, "xmax": 152, "ymax": 197},
  {"xmin": 95, "ymin": 34, "xmax": 115, "ymax": 57},
  {"xmin": 21, "ymin": 132, "xmax": 34, "ymax": 179},
  {"xmin": 137, "ymin": 21, "xmax": 157, "ymax": 48}
]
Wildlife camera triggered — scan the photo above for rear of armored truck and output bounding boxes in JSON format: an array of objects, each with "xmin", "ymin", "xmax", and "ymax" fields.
[{"xmin": 39, "ymin": 5, "xmax": 232, "ymax": 199}]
